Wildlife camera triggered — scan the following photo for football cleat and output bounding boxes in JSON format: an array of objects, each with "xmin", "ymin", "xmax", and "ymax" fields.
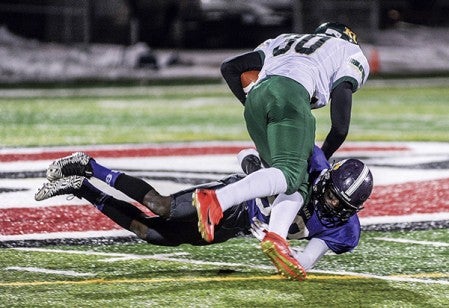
[
  {"xmin": 261, "ymin": 231, "xmax": 307, "ymax": 281},
  {"xmin": 46, "ymin": 152, "xmax": 93, "ymax": 181},
  {"xmin": 35, "ymin": 175, "xmax": 84, "ymax": 201},
  {"xmin": 192, "ymin": 189, "xmax": 224, "ymax": 242}
]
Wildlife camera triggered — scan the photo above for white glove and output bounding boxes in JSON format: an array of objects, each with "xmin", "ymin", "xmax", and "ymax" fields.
[{"xmin": 250, "ymin": 217, "xmax": 269, "ymax": 241}]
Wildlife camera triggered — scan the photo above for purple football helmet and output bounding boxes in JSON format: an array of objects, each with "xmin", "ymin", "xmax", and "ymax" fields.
[{"xmin": 313, "ymin": 158, "xmax": 373, "ymax": 226}]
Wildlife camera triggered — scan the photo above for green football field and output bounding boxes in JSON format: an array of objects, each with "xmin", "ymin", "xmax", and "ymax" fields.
[
  {"xmin": 1, "ymin": 80, "xmax": 449, "ymax": 306},
  {"xmin": 1, "ymin": 80, "xmax": 448, "ymax": 147},
  {"xmin": 1, "ymin": 230, "xmax": 449, "ymax": 307}
]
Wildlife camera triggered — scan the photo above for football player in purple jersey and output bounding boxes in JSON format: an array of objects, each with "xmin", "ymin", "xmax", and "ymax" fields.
[{"xmin": 35, "ymin": 146, "xmax": 373, "ymax": 281}]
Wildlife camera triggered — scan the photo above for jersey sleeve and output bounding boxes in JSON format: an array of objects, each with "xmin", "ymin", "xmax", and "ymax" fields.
[
  {"xmin": 220, "ymin": 51, "xmax": 264, "ymax": 105},
  {"xmin": 333, "ymin": 51, "xmax": 370, "ymax": 92},
  {"xmin": 254, "ymin": 37, "xmax": 274, "ymax": 55},
  {"xmin": 319, "ymin": 215, "xmax": 361, "ymax": 254}
]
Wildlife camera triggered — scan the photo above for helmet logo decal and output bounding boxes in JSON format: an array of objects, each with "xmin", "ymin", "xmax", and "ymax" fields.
[
  {"xmin": 332, "ymin": 159, "xmax": 346, "ymax": 171},
  {"xmin": 344, "ymin": 27, "xmax": 358, "ymax": 44}
]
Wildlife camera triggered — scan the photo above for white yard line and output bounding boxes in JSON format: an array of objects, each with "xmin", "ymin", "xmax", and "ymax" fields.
[
  {"xmin": 310, "ymin": 269, "xmax": 449, "ymax": 285},
  {"xmin": 373, "ymin": 237, "xmax": 449, "ymax": 247},
  {"xmin": 360, "ymin": 213, "xmax": 449, "ymax": 225},
  {"xmin": 1, "ymin": 230, "xmax": 134, "ymax": 241},
  {"xmin": 5, "ymin": 266, "xmax": 95, "ymax": 277},
  {"xmin": 12, "ymin": 247, "xmax": 272, "ymax": 269},
  {"xmin": 11, "ymin": 247, "xmax": 449, "ymax": 285}
]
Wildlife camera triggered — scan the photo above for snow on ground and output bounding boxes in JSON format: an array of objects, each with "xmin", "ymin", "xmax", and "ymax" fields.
[{"xmin": 2, "ymin": 25, "xmax": 449, "ymax": 84}]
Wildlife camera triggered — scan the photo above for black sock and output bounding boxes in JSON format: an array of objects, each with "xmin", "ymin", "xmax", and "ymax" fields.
[
  {"xmin": 79, "ymin": 179, "xmax": 148, "ymax": 231},
  {"xmin": 114, "ymin": 174, "xmax": 155, "ymax": 203},
  {"xmin": 78, "ymin": 179, "xmax": 108, "ymax": 208},
  {"xmin": 99, "ymin": 197, "xmax": 146, "ymax": 231}
]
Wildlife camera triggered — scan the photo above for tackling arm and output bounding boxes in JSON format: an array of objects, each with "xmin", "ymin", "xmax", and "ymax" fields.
[
  {"xmin": 292, "ymin": 238, "xmax": 330, "ymax": 271},
  {"xmin": 220, "ymin": 51, "xmax": 263, "ymax": 105},
  {"xmin": 321, "ymin": 81, "xmax": 353, "ymax": 160}
]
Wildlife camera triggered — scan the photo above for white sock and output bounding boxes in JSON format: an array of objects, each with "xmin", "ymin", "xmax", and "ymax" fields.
[
  {"xmin": 215, "ymin": 167, "xmax": 287, "ymax": 211},
  {"xmin": 268, "ymin": 192, "xmax": 303, "ymax": 238}
]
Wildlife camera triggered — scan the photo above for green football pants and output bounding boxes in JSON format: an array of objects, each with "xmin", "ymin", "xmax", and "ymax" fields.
[{"xmin": 244, "ymin": 75, "xmax": 316, "ymax": 195}]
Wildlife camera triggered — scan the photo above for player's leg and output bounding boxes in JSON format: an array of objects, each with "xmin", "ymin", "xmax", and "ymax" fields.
[
  {"xmin": 192, "ymin": 76, "xmax": 313, "ymax": 242},
  {"xmin": 35, "ymin": 176, "xmax": 190, "ymax": 244},
  {"xmin": 192, "ymin": 78, "xmax": 286, "ymax": 242},
  {"xmin": 35, "ymin": 176, "xmax": 152, "ymax": 240},
  {"xmin": 35, "ymin": 176, "xmax": 248, "ymax": 246},
  {"xmin": 251, "ymin": 76, "xmax": 315, "ymax": 194},
  {"xmin": 45, "ymin": 152, "xmax": 171, "ymax": 217},
  {"xmin": 252, "ymin": 76, "xmax": 313, "ymax": 281},
  {"xmin": 262, "ymin": 76, "xmax": 315, "ymax": 236}
]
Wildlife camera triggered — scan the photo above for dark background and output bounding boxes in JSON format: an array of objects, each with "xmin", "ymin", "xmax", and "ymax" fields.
[{"xmin": 0, "ymin": 0, "xmax": 447, "ymax": 48}]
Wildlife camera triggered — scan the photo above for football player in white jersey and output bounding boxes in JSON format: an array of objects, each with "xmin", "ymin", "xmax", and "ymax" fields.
[{"xmin": 191, "ymin": 22, "xmax": 370, "ymax": 280}]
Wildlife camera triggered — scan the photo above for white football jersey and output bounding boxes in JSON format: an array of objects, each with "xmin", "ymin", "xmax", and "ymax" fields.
[{"xmin": 255, "ymin": 33, "xmax": 370, "ymax": 109}]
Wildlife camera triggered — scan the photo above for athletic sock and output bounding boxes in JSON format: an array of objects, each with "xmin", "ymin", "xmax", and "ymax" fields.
[
  {"xmin": 79, "ymin": 179, "xmax": 145, "ymax": 230},
  {"xmin": 78, "ymin": 179, "xmax": 109, "ymax": 211},
  {"xmin": 215, "ymin": 167, "xmax": 287, "ymax": 211},
  {"xmin": 268, "ymin": 192, "xmax": 303, "ymax": 238},
  {"xmin": 89, "ymin": 160, "xmax": 122, "ymax": 187},
  {"xmin": 114, "ymin": 174, "xmax": 155, "ymax": 204}
]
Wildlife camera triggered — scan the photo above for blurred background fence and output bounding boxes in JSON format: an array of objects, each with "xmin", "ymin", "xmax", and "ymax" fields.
[{"xmin": 0, "ymin": 0, "xmax": 448, "ymax": 83}]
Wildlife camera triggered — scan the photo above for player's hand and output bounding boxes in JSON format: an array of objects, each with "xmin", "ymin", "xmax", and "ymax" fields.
[
  {"xmin": 308, "ymin": 145, "xmax": 330, "ymax": 174},
  {"xmin": 237, "ymin": 148, "xmax": 262, "ymax": 175},
  {"xmin": 250, "ymin": 217, "xmax": 268, "ymax": 241}
]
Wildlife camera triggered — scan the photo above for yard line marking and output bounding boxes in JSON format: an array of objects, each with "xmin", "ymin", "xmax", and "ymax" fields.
[
  {"xmin": 10, "ymin": 247, "xmax": 449, "ymax": 286},
  {"xmin": 13, "ymin": 247, "xmax": 273, "ymax": 270},
  {"xmin": 5, "ymin": 266, "xmax": 95, "ymax": 277},
  {"xmin": 13, "ymin": 247, "xmax": 192, "ymax": 261},
  {"xmin": 310, "ymin": 269, "xmax": 449, "ymax": 285},
  {"xmin": 373, "ymin": 237, "xmax": 449, "ymax": 247},
  {"xmin": 391, "ymin": 272, "xmax": 449, "ymax": 279}
]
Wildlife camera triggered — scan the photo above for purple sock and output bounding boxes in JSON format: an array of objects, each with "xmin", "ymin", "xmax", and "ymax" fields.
[{"xmin": 89, "ymin": 160, "xmax": 122, "ymax": 187}]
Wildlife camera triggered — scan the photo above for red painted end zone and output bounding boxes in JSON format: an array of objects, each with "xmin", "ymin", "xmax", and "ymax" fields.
[
  {"xmin": 1, "ymin": 203, "xmax": 155, "ymax": 235},
  {"xmin": 362, "ymin": 178, "xmax": 449, "ymax": 217},
  {"xmin": 1, "ymin": 205, "xmax": 118, "ymax": 234},
  {"xmin": 1, "ymin": 178, "xmax": 448, "ymax": 236},
  {"xmin": 0, "ymin": 144, "xmax": 409, "ymax": 162}
]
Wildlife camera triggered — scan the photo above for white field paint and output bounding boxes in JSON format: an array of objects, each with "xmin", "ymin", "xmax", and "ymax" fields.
[
  {"xmin": 11, "ymin": 247, "xmax": 272, "ymax": 269},
  {"xmin": 1, "ymin": 141, "xmax": 449, "ymax": 240},
  {"xmin": 373, "ymin": 237, "xmax": 449, "ymax": 247},
  {"xmin": 0, "ymin": 230, "xmax": 134, "ymax": 241},
  {"xmin": 5, "ymin": 266, "xmax": 95, "ymax": 277},
  {"xmin": 10, "ymin": 247, "xmax": 449, "ymax": 285}
]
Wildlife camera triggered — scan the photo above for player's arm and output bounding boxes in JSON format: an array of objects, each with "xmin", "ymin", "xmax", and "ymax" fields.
[
  {"xmin": 252, "ymin": 217, "xmax": 330, "ymax": 271},
  {"xmin": 292, "ymin": 238, "xmax": 330, "ymax": 271},
  {"xmin": 220, "ymin": 51, "xmax": 263, "ymax": 105},
  {"xmin": 321, "ymin": 81, "xmax": 353, "ymax": 159}
]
